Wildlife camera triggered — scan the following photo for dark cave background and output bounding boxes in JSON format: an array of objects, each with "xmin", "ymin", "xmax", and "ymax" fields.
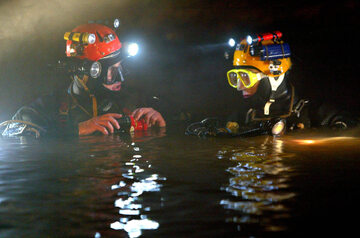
[{"xmin": 0, "ymin": 0, "xmax": 359, "ymax": 122}]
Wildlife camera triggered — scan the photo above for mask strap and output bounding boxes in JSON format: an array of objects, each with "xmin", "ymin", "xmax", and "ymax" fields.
[{"xmin": 256, "ymin": 73, "xmax": 263, "ymax": 81}]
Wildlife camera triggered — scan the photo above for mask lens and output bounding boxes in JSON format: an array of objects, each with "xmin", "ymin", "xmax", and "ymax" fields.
[
  {"xmin": 239, "ymin": 72, "xmax": 251, "ymax": 87},
  {"xmin": 228, "ymin": 72, "xmax": 238, "ymax": 87},
  {"xmin": 104, "ymin": 62, "xmax": 124, "ymax": 85}
]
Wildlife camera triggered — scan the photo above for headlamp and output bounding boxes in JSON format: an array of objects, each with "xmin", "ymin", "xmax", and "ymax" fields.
[
  {"xmin": 228, "ymin": 38, "xmax": 236, "ymax": 47},
  {"xmin": 113, "ymin": 18, "xmax": 121, "ymax": 29},
  {"xmin": 70, "ymin": 60, "xmax": 102, "ymax": 79},
  {"xmin": 246, "ymin": 31, "xmax": 282, "ymax": 45},
  {"xmin": 271, "ymin": 120, "xmax": 286, "ymax": 136},
  {"xmin": 246, "ymin": 35, "xmax": 253, "ymax": 45},
  {"xmin": 227, "ymin": 69, "xmax": 263, "ymax": 89},
  {"xmin": 126, "ymin": 43, "xmax": 139, "ymax": 57},
  {"xmin": 79, "ymin": 60, "xmax": 124, "ymax": 84},
  {"xmin": 119, "ymin": 42, "xmax": 140, "ymax": 59},
  {"xmin": 90, "ymin": 61, "xmax": 101, "ymax": 78},
  {"xmin": 88, "ymin": 18, "xmax": 121, "ymax": 30}
]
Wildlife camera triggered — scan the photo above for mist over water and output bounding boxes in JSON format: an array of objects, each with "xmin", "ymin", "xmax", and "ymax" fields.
[
  {"xmin": 0, "ymin": 2, "xmax": 360, "ymax": 237},
  {"xmin": 0, "ymin": 0, "xmax": 131, "ymax": 120},
  {"xmin": 1, "ymin": 0, "xmax": 359, "ymax": 122}
]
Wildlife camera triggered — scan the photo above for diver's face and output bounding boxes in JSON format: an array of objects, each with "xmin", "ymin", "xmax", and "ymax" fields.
[
  {"xmin": 236, "ymin": 69, "xmax": 261, "ymax": 98},
  {"xmin": 103, "ymin": 61, "xmax": 123, "ymax": 91},
  {"xmin": 238, "ymin": 80, "xmax": 260, "ymax": 98}
]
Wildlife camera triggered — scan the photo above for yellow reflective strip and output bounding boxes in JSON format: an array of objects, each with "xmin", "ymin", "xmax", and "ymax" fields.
[{"xmin": 64, "ymin": 32, "xmax": 71, "ymax": 40}]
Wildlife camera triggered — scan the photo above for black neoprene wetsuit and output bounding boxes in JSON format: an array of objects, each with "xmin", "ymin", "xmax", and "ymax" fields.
[{"xmin": 2, "ymin": 82, "xmax": 143, "ymax": 137}]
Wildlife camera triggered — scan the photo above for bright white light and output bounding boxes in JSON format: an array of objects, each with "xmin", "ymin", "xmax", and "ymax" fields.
[
  {"xmin": 111, "ymin": 219, "xmax": 159, "ymax": 238},
  {"xmin": 119, "ymin": 209, "xmax": 140, "ymax": 215},
  {"xmin": 113, "ymin": 18, "xmax": 120, "ymax": 28},
  {"xmin": 111, "ymin": 181, "xmax": 126, "ymax": 190},
  {"xmin": 228, "ymin": 38, "xmax": 235, "ymax": 47},
  {"xmin": 246, "ymin": 35, "xmax": 253, "ymax": 45},
  {"xmin": 271, "ymin": 121, "xmax": 285, "ymax": 136},
  {"xmin": 90, "ymin": 61, "xmax": 101, "ymax": 78},
  {"xmin": 128, "ymin": 43, "xmax": 139, "ymax": 56},
  {"xmin": 87, "ymin": 33, "xmax": 96, "ymax": 44}
]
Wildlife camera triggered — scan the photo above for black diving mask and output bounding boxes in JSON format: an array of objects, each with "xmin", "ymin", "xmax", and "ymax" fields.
[
  {"xmin": 68, "ymin": 49, "xmax": 129, "ymax": 86},
  {"xmin": 101, "ymin": 61, "xmax": 125, "ymax": 85}
]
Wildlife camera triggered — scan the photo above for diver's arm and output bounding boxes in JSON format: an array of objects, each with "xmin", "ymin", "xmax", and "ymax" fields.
[
  {"xmin": 185, "ymin": 118, "xmax": 233, "ymax": 137},
  {"xmin": 2, "ymin": 94, "xmax": 78, "ymax": 137}
]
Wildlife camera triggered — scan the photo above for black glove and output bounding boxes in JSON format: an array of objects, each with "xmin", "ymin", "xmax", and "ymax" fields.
[{"xmin": 185, "ymin": 117, "xmax": 221, "ymax": 137}]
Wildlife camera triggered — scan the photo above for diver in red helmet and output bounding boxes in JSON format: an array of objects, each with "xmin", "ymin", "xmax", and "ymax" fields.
[{"xmin": 2, "ymin": 23, "xmax": 165, "ymax": 137}]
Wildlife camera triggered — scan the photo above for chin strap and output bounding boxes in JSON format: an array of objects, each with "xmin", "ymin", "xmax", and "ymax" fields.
[
  {"xmin": 73, "ymin": 75, "xmax": 98, "ymax": 117},
  {"xmin": 263, "ymin": 74, "xmax": 285, "ymax": 115}
]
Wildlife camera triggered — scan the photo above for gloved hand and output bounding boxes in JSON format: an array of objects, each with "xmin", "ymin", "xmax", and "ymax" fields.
[{"xmin": 185, "ymin": 118, "xmax": 222, "ymax": 137}]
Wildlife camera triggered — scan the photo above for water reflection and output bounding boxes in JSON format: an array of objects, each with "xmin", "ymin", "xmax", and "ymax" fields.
[
  {"xmin": 293, "ymin": 136, "xmax": 358, "ymax": 145},
  {"xmin": 110, "ymin": 140, "xmax": 165, "ymax": 238},
  {"xmin": 219, "ymin": 137, "xmax": 296, "ymax": 232}
]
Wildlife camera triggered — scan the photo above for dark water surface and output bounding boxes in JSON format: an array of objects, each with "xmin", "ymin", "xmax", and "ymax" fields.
[{"xmin": 1, "ymin": 127, "xmax": 360, "ymax": 237}]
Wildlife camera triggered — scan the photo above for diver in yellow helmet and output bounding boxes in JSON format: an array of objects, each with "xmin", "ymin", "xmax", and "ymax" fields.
[
  {"xmin": 186, "ymin": 31, "xmax": 358, "ymax": 137},
  {"xmin": 224, "ymin": 32, "xmax": 358, "ymax": 135},
  {"xmin": 186, "ymin": 31, "xmax": 300, "ymax": 137},
  {"xmin": 226, "ymin": 32, "xmax": 297, "ymax": 126}
]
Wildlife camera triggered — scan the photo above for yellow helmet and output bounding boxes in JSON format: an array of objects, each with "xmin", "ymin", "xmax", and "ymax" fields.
[{"xmin": 233, "ymin": 39, "xmax": 291, "ymax": 77}]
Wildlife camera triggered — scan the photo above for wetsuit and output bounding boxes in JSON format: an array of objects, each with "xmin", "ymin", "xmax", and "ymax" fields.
[
  {"xmin": 186, "ymin": 72, "xmax": 358, "ymax": 137},
  {"xmin": 227, "ymin": 72, "xmax": 309, "ymax": 130},
  {"xmin": 1, "ymin": 82, "xmax": 144, "ymax": 137},
  {"xmin": 228, "ymin": 72, "xmax": 358, "ymax": 132}
]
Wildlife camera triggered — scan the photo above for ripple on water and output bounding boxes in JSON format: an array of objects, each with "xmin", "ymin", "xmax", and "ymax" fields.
[
  {"xmin": 108, "ymin": 141, "xmax": 165, "ymax": 238},
  {"xmin": 219, "ymin": 138, "xmax": 296, "ymax": 233}
]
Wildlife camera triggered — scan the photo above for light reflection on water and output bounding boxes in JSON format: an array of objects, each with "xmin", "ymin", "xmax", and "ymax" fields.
[
  {"xmin": 82, "ymin": 133, "xmax": 167, "ymax": 238},
  {"xmin": 219, "ymin": 137, "xmax": 296, "ymax": 232},
  {"xmin": 108, "ymin": 141, "xmax": 165, "ymax": 238},
  {"xmin": 1, "ymin": 128, "xmax": 360, "ymax": 237},
  {"xmin": 0, "ymin": 131, "xmax": 166, "ymax": 238}
]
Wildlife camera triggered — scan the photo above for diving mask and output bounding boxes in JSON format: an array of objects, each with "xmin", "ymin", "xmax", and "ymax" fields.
[
  {"xmin": 103, "ymin": 61, "xmax": 125, "ymax": 85},
  {"xmin": 227, "ymin": 68, "xmax": 264, "ymax": 89}
]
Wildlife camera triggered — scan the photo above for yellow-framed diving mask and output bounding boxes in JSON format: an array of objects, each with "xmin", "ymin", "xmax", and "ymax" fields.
[{"xmin": 227, "ymin": 68, "xmax": 264, "ymax": 89}]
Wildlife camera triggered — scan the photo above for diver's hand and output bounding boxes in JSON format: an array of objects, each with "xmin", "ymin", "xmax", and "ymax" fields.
[
  {"xmin": 78, "ymin": 113, "xmax": 122, "ymax": 135},
  {"xmin": 132, "ymin": 107, "xmax": 166, "ymax": 127}
]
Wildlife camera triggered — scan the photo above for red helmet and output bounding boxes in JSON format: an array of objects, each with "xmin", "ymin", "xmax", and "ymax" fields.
[{"xmin": 65, "ymin": 23, "xmax": 122, "ymax": 61}]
